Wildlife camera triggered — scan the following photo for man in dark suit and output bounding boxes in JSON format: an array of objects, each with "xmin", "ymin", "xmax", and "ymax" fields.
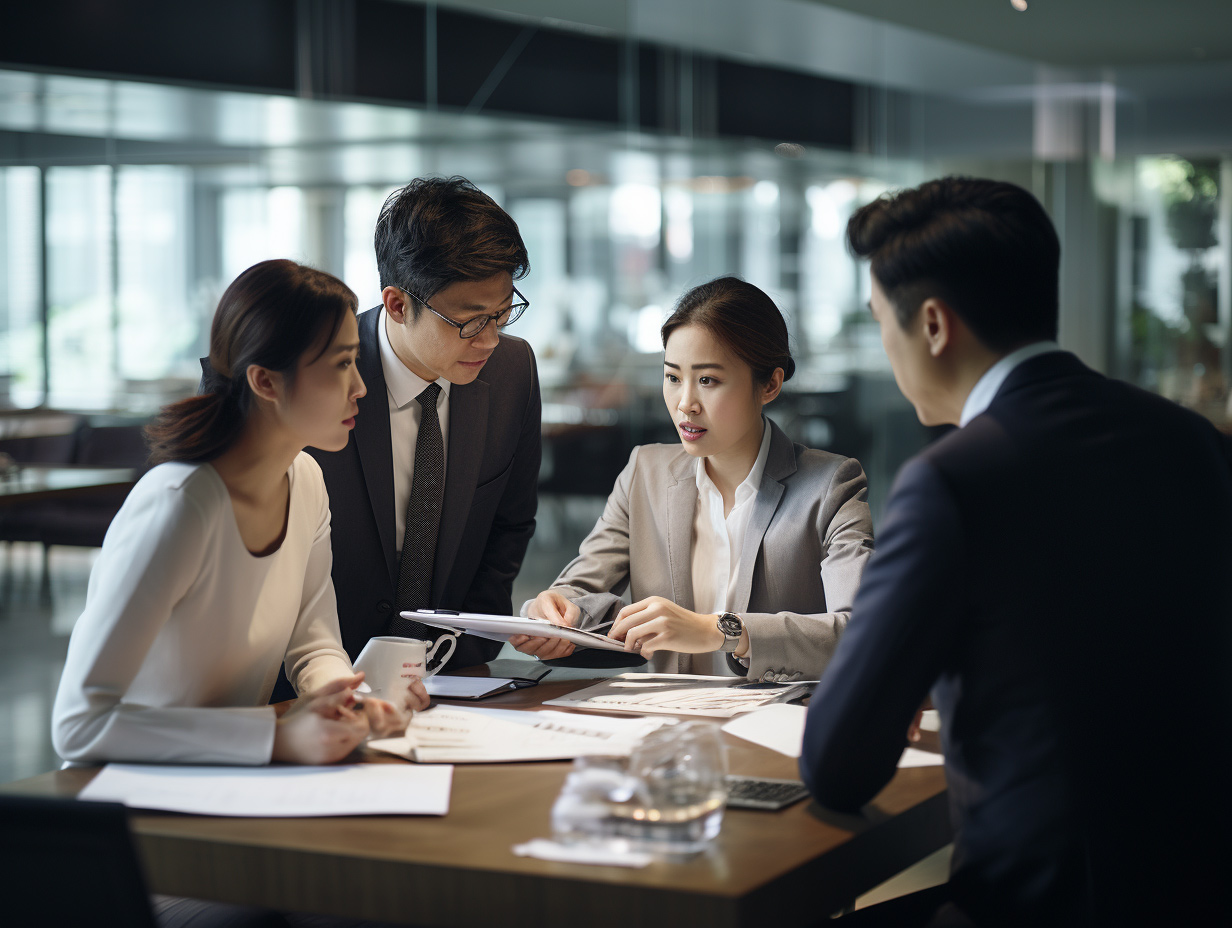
[
  {"xmin": 309, "ymin": 176, "xmax": 540, "ymax": 673},
  {"xmin": 800, "ymin": 177, "xmax": 1232, "ymax": 926}
]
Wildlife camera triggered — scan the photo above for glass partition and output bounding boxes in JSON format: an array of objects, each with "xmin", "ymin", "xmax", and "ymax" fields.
[{"xmin": 0, "ymin": 166, "xmax": 42, "ymax": 409}]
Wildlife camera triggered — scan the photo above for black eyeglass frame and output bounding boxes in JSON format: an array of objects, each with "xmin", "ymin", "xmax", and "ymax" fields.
[{"xmin": 397, "ymin": 284, "xmax": 529, "ymax": 338}]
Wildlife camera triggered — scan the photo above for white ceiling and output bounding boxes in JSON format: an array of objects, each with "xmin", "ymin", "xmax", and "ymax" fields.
[{"xmin": 805, "ymin": 0, "xmax": 1232, "ymax": 69}]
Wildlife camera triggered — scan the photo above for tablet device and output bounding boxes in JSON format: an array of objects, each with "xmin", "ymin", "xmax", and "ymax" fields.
[{"xmin": 407, "ymin": 609, "xmax": 633, "ymax": 653}]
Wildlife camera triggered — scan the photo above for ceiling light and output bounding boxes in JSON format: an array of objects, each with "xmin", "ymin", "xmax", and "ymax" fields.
[{"xmin": 1011, "ymin": 0, "xmax": 1028, "ymax": 10}]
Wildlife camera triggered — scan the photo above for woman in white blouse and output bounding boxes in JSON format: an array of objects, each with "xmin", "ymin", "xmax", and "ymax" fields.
[
  {"xmin": 514, "ymin": 277, "xmax": 874, "ymax": 681},
  {"xmin": 53, "ymin": 259, "xmax": 426, "ymax": 767}
]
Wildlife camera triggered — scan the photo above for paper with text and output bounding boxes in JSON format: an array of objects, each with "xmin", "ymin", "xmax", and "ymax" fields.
[
  {"xmin": 543, "ymin": 673, "xmax": 811, "ymax": 718},
  {"xmin": 368, "ymin": 705, "xmax": 673, "ymax": 763}
]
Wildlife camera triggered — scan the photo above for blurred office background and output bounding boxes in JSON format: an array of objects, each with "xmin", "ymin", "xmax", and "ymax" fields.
[{"xmin": 3, "ymin": 1, "xmax": 1232, "ymax": 786}]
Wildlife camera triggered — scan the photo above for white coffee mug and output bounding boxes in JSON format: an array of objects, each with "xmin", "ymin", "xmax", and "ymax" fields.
[{"xmin": 352, "ymin": 635, "xmax": 457, "ymax": 707}]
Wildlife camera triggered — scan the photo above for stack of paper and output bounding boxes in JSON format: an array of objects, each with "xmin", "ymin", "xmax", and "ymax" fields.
[
  {"xmin": 543, "ymin": 673, "xmax": 812, "ymax": 718},
  {"xmin": 368, "ymin": 706, "xmax": 674, "ymax": 763}
]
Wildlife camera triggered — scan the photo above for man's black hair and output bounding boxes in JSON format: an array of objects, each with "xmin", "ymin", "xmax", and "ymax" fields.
[
  {"xmin": 846, "ymin": 176, "xmax": 1060, "ymax": 352},
  {"xmin": 375, "ymin": 176, "xmax": 529, "ymax": 318}
]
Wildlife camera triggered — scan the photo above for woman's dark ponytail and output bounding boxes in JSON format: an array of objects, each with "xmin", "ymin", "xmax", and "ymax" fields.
[
  {"xmin": 146, "ymin": 259, "xmax": 357, "ymax": 465},
  {"xmin": 661, "ymin": 276, "xmax": 795, "ymax": 386}
]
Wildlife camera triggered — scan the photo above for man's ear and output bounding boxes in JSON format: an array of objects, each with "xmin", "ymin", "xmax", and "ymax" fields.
[
  {"xmin": 382, "ymin": 286, "xmax": 411, "ymax": 325},
  {"xmin": 919, "ymin": 298, "xmax": 954, "ymax": 358},
  {"xmin": 246, "ymin": 364, "xmax": 281, "ymax": 404}
]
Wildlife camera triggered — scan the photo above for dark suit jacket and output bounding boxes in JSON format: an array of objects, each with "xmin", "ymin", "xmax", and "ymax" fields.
[
  {"xmin": 799, "ymin": 352, "xmax": 1232, "ymax": 926},
  {"xmin": 310, "ymin": 307, "xmax": 541, "ymax": 671}
]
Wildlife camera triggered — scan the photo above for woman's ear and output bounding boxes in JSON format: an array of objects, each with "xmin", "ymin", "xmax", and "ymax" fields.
[
  {"xmin": 760, "ymin": 367, "xmax": 785, "ymax": 406},
  {"xmin": 246, "ymin": 364, "xmax": 283, "ymax": 404}
]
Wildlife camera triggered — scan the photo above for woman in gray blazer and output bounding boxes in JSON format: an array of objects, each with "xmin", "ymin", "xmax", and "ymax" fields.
[{"xmin": 513, "ymin": 278, "xmax": 874, "ymax": 682}]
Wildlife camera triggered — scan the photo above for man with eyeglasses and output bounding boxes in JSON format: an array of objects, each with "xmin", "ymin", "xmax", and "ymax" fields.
[{"xmin": 308, "ymin": 175, "xmax": 542, "ymax": 676}]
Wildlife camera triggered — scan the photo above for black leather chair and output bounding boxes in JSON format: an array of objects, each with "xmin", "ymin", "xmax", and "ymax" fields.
[
  {"xmin": 32, "ymin": 424, "xmax": 150, "ymax": 550},
  {"xmin": 0, "ymin": 794, "xmax": 158, "ymax": 928}
]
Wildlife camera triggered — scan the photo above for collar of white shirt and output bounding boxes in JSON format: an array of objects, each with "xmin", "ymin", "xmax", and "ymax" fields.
[
  {"xmin": 959, "ymin": 340, "xmax": 1061, "ymax": 428},
  {"xmin": 694, "ymin": 418, "xmax": 773, "ymax": 507},
  {"xmin": 376, "ymin": 308, "xmax": 453, "ymax": 409}
]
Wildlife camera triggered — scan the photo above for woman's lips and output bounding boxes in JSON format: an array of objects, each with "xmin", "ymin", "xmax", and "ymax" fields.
[
  {"xmin": 343, "ymin": 417, "xmax": 356, "ymax": 429},
  {"xmin": 678, "ymin": 422, "xmax": 707, "ymax": 442}
]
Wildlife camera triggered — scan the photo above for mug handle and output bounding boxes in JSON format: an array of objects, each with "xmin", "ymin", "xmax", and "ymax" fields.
[{"xmin": 422, "ymin": 634, "xmax": 457, "ymax": 678}]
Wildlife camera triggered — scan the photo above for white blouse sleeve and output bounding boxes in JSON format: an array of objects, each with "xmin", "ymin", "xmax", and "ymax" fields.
[
  {"xmin": 283, "ymin": 456, "xmax": 354, "ymax": 696},
  {"xmin": 51, "ymin": 478, "xmax": 276, "ymax": 765}
]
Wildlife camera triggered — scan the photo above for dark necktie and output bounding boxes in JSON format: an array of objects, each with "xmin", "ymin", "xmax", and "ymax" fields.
[{"xmin": 389, "ymin": 381, "xmax": 445, "ymax": 640}]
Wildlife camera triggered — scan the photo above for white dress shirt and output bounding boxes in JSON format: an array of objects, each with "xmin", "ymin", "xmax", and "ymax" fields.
[
  {"xmin": 378, "ymin": 309, "xmax": 452, "ymax": 552},
  {"xmin": 689, "ymin": 420, "xmax": 772, "ymax": 676},
  {"xmin": 51, "ymin": 454, "xmax": 354, "ymax": 765},
  {"xmin": 960, "ymin": 340, "xmax": 1062, "ymax": 427}
]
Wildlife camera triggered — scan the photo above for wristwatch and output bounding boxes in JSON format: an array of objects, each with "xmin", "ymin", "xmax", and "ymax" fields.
[{"xmin": 716, "ymin": 612, "xmax": 745, "ymax": 653}]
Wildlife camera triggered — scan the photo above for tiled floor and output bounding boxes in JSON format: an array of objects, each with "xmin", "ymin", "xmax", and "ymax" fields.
[
  {"xmin": 0, "ymin": 505, "xmax": 948, "ymax": 908},
  {"xmin": 0, "ymin": 543, "xmax": 94, "ymax": 784}
]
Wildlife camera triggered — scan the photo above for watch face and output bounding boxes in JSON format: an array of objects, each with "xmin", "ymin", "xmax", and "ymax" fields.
[{"xmin": 718, "ymin": 614, "xmax": 743, "ymax": 637}]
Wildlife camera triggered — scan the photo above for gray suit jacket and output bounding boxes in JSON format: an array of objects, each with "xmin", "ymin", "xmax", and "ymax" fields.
[{"xmin": 536, "ymin": 419, "xmax": 873, "ymax": 680}]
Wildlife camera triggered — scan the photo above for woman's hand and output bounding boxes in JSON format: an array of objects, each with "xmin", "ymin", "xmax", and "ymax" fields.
[
  {"xmin": 271, "ymin": 674, "xmax": 369, "ymax": 764},
  {"xmin": 510, "ymin": 590, "xmax": 580, "ymax": 660},
  {"xmin": 610, "ymin": 597, "xmax": 724, "ymax": 656},
  {"xmin": 401, "ymin": 673, "xmax": 431, "ymax": 713},
  {"xmin": 358, "ymin": 667, "xmax": 430, "ymax": 738}
]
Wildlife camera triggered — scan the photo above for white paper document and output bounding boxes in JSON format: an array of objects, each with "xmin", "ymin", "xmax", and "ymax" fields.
[
  {"xmin": 722, "ymin": 704, "xmax": 945, "ymax": 768},
  {"xmin": 77, "ymin": 763, "xmax": 453, "ymax": 817},
  {"xmin": 368, "ymin": 705, "xmax": 673, "ymax": 763},
  {"xmin": 897, "ymin": 747, "xmax": 946, "ymax": 767},
  {"xmin": 542, "ymin": 673, "xmax": 811, "ymax": 718},
  {"xmin": 722, "ymin": 704, "xmax": 808, "ymax": 757},
  {"xmin": 512, "ymin": 838, "xmax": 653, "ymax": 868}
]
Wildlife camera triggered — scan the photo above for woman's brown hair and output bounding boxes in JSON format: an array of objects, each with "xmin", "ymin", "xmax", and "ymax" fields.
[
  {"xmin": 660, "ymin": 277, "xmax": 796, "ymax": 384},
  {"xmin": 146, "ymin": 259, "xmax": 358, "ymax": 464}
]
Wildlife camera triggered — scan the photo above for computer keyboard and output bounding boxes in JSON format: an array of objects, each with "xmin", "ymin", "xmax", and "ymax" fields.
[{"xmin": 725, "ymin": 775, "xmax": 812, "ymax": 811}]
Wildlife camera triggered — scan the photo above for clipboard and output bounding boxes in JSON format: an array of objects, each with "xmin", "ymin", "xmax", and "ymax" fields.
[{"xmin": 406, "ymin": 609, "xmax": 635, "ymax": 654}]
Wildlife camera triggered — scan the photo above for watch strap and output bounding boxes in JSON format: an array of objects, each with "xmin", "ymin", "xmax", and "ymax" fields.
[{"xmin": 717, "ymin": 612, "xmax": 744, "ymax": 653}]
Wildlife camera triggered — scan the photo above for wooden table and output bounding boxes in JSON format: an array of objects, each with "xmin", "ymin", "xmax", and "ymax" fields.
[
  {"xmin": 0, "ymin": 465, "xmax": 136, "ymax": 508},
  {"xmin": 2, "ymin": 679, "xmax": 950, "ymax": 928}
]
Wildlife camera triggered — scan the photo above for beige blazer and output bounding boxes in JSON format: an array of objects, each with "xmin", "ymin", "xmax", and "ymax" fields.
[{"xmin": 535, "ymin": 419, "xmax": 873, "ymax": 681}]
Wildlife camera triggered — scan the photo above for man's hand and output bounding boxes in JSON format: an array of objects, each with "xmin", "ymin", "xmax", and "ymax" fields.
[
  {"xmin": 609, "ymin": 596, "xmax": 723, "ymax": 656},
  {"xmin": 510, "ymin": 590, "xmax": 580, "ymax": 660},
  {"xmin": 907, "ymin": 706, "xmax": 924, "ymax": 743},
  {"xmin": 271, "ymin": 674, "xmax": 369, "ymax": 764}
]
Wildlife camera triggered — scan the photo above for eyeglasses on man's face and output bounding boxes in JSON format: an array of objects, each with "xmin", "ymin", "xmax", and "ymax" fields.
[{"xmin": 398, "ymin": 285, "xmax": 529, "ymax": 339}]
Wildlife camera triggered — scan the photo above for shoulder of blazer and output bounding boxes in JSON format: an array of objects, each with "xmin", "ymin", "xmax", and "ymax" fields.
[
  {"xmin": 622, "ymin": 441, "xmax": 695, "ymax": 485},
  {"xmin": 788, "ymin": 445, "xmax": 858, "ymax": 481},
  {"xmin": 479, "ymin": 332, "xmax": 535, "ymax": 387}
]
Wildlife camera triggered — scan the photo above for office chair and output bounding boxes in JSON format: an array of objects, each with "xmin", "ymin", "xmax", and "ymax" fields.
[{"xmin": 0, "ymin": 793, "xmax": 159, "ymax": 928}]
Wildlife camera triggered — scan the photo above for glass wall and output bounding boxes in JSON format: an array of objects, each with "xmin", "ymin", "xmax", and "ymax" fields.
[
  {"xmin": 1, "ymin": 134, "xmax": 922, "ymax": 419},
  {"xmin": 1117, "ymin": 157, "xmax": 1231, "ymax": 429},
  {"xmin": 0, "ymin": 166, "xmax": 41, "ymax": 408},
  {"xmin": 4, "ymin": 75, "xmax": 1229, "ymax": 526}
]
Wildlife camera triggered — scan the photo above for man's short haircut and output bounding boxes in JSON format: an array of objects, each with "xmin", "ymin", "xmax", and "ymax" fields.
[
  {"xmin": 375, "ymin": 176, "xmax": 529, "ymax": 319},
  {"xmin": 846, "ymin": 176, "xmax": 1060, "ymax": 352}
]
